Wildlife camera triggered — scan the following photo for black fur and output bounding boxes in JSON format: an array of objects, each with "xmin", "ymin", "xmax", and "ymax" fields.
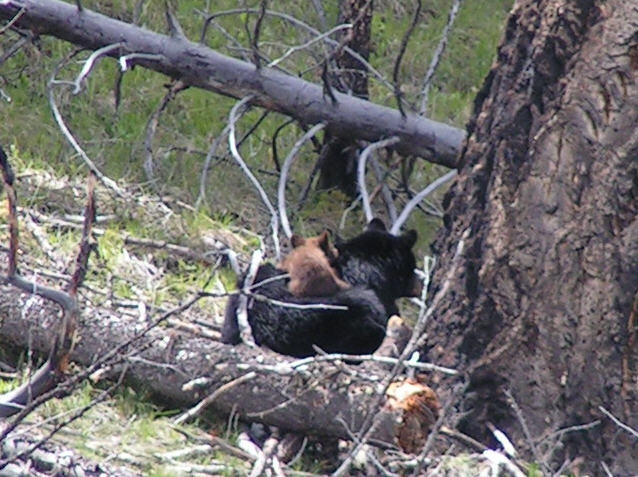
[
  {"xmin": 334, "ymin": 218, "xmax": 417, "ymax": 315},
  {"xmin": 222, "ymin": 220, "xmax": 418, "ymax": 357}
]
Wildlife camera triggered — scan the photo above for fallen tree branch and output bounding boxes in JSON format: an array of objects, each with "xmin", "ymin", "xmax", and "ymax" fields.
[
  {"xmin": 228, "ymin": 97, "xmax": 281, "ymax": 259},
  {"xmin": 0, "ymin": 281, "xmax": 453, "ymax": 448},
  {"xmin": 357, "ymin": 137, "xmax": 400, "ymax": 223},
  {"xmin": 277, "ymin": 122, "xmax": 326, "ymax": 238},
  {"xmin": 0, "ymin": 146, "xmax": 95, "ymax": 418},
  {"xmin": 0, "ymin": 0, "xmax": 465, "ymax": 165}
]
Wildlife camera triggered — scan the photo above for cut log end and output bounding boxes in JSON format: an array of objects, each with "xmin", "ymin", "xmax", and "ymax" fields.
[{"xmin": 384, "ymin": 378, "xmax": 440, "ymax": 454}]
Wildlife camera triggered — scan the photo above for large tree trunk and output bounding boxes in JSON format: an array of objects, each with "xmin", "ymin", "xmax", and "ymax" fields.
[
  {"xmin": 428, "ymin": 0, "xmax": 638, "ymax": 473},
  {"xmin": 0, "ymin": 0, "xmax": 463, "ymax": 166}
]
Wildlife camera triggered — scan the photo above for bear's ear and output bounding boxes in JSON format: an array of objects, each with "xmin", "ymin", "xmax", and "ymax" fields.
[
  {"xmin": 317, "ymin": 230, "xmax": 330, "ymax": 245},
  {"xmin": 401, "ymin": 229, "xmax": 418, "ymax": 248},
  {"xmin": 291, "ymin": 234, "xmax": 305, "ymax": 248},
  {"xmin": 366, "ymin": 218, "xmax": 387, "ymax": 232}
]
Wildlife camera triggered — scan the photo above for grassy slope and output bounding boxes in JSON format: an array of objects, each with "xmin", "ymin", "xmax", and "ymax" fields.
[{"xmin": 0, "ymin": 0, "xmax": 513, "ymax": 474}]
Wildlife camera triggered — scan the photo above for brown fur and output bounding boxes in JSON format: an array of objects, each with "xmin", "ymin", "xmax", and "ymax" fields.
[{"xmin": 278, "ymin": 230, "xmax": 350, "ymax": 297}]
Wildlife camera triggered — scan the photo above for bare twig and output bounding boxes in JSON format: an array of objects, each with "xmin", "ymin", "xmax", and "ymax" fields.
[
  {"xmin": 268, "ymin": 23, "xmax": 352, "ymax": 68},
  {"xmin": 228, "ymin": 96, "xmax": 281, "ymax": 259},
  {"xmin": 392, "ymin": 0, "xmax": 422, "ymax": 117},
  {"xmin": 251, "ymin": 0, "xmax": 267, "ymax": 68},
  {"xmin": 197, "ymin": 8, "xmax": 395, "ymax": 94},
  {"xmin": 236, "ymin": 250, "xmax": 263, "ymax": 347},
  {"xmin": 246, "ymin": 291, "xmax": 349, "ymax": 311},
  {"xmin": 271, "ymin": 118, "xmax": 296, "ymax": 173},
  {"xmin": 505, "ymin": 388, "xmax": 546, "ymax": 471},
  {"xmin": 0, "ymin": 87, "xmax": 10, "ymax": 102},
  {"xmin": 288, "ymin": 353, "xmax": 457, "ymax": 375},
  {"xmin": 487, "ymin": 421, "xmax": 517, "ymax": 457},
  {"xmin": 0, "ymin": 34, "xmax": 29, "ymax": 67},
  {"xmin": 174, "ymin": 372, "xmax": 257, "ymax": 425},
  {"xmin": 370, "ymin": 157, "xmax": 397, "ymax": 224},
  {"xmin": 0, "ymin": 5, "xmax": 25, "ymax": 34},
  {"xmin": 143, "ymin": 80, "xmax": 188, "ymax": 184},
  {"xmin": 197, "ymin": 110, "xmax": 269, "ymax": 209},
  {"xmin": 601, "ymin": 461, "xmax": 614, "ymax": 477},
  {"xmin": 165, "ymin": 1, "xmax": 186, "ymax": 39},
  {"xmin": 119, "ymin": 52, "xmax": 165, "ymax": 71},
  {"xmin": 278, "ymin": 122, "xmax": 326, "ymax": 238},
  {"xmin": 357, "ymin": 137, "xmax": 400, "ymax": 222},
  {"xmin": 196, "ymin": 126, "xmax": 231, "ymax": 208},
  {"xmin": 598, "ymin": 406, "xmax": 638, "ymax": 439},
  {"xmin": 48, "ymin": 59, "xmax": 125, "ymax": 197},
  {"xmin": 481, "ymin": 449, "xmax": 526, "ymax": 477},
  {"xmin": 419, "ymin": 0, "xmax": 462, "ymax": 115},
  {"xmin": 72, "ymin": 42, "xmax": 123, "ymax": 95},
  {"xmin": 390, "ymin": 169, "xmax": 457, "ymax": 234}
]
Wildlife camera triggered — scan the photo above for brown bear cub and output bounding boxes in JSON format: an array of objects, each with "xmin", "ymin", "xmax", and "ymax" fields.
[{"xmin": 277, "ymin": 230, "xmax": 350, "ymax": 297}]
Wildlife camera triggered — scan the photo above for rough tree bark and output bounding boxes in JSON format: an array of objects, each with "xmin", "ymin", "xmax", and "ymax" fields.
[
  {"xmin": 0, "ymin": 0, "xmax": 464, "ymax": 166},
  {"xmin": 427, "ymin": 0, "xmax": 638, "ymax": 473},
  {"xmin": 318, "ymin": 0, "xmax": 373, "ymax": 196}
]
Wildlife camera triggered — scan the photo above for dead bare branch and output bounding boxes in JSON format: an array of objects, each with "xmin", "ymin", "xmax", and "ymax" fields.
[
  {"xmin": 164, "ymin": 1, "xmax": 186, "ymax": 40},
  {"xmin": 0, "ymin": 145, "xmax": 96, "ymax": 419},
  {"xmin": 143, "ymin": 80, "xmax": 188, "ymax": 184},
  {"xmin": 357, "ymin": 137, "xmax": 400, "ymax": 223},
  {"xmin": 236, "ymin": 250, "xmax": 262, "ymax": 348},
  {"xmin": 228, "ymin": 96, "xmax": 281, "ymax": 259},
  {"xmin": 196, "ymin": 124, "xmax": 231, "ymax": 209},
  {"xmin": 370, "ymin": 157, "xmax": 398, "ymax": 224},
  {"xmin": 392, "ymin": 0, "xmax": 421, "ymax": 117},
  {"xmin": 277, "ymin": 123, "xmax": 326, "ymax": 239},
  {"xmin": 390, "ymin": 169, "xmax": 457, "ymax": 234},
  {"xmin": 197, "ymin": 7, "xmax": 394, "ymax": 95},
  {"xmin": 418, "ymin": 0, "xmax": 462, "ymax": 115},
  {"xmin": 598, "ymin": 406, "xmax": 638, "ymax": 439},
  {"xmin": 174, "ymin": 372, "xmax": 257, "ymax": 425},
  {"xmin": 251, "ymin": 0, "xmax": 267, "ymax": 68},
  {"xmin": 71, "ymin": 42, "xmax": 123, "ymax": 95},
  {"xmin": 0, "ymin": 5, "xmax": 24, "ymax": 34},
  {"xmin": 48, "ymin": 56, "xmax": 126, "ymax": 197},
  {"xmin": 268, "ymin": 23, "xmax": 352, "ymax": 69}
]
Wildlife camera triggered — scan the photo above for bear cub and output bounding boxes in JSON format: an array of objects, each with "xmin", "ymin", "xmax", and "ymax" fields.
[{"xmin": 277, "ymin": 230, "xmax": 350, "ymax": 297}]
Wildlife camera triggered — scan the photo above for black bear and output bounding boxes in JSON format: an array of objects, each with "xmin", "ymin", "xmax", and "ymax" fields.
[
  {"xmin": 277, "ymin": 230, "xmax": 350, "ymax": 297},
  {"xmin": 221, "ymin": 219, "xmax": 420, "ymax": 357}
]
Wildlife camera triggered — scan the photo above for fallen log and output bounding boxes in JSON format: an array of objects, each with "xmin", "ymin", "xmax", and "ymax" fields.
[
  {"xmin": 0, "ymin": 283, "xmax": 443, "ymax": 452},
  {"xmin": 0, "ymin": 0, "xmax": 465, "ymax": 166}
]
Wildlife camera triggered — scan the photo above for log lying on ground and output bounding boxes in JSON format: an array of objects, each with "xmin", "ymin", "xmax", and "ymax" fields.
[
  {"xmin": 0, "ymin": 284, "xmax": 442, "ymax": 451},
  {"xmin": 0, "ymin": 0, "xmax": 465, "ymax": 166}
]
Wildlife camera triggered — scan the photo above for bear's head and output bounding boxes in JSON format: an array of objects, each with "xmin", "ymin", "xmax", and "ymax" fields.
[
  {"xmin": 290, "ymin": 229, "xmax": 339, "ymax": 264},
  {"xmin": 335, "ymin": 218, "xmax": 421, "ymax": 309}
]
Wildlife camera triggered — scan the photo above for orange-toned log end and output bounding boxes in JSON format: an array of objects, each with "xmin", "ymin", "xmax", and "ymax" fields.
[
  {"xmin": 384, "ymin": 378, "xmax": 440, "ymax": 454},
  {"xmin": 57, "ymin": 353, "xmax": 71, "ymax": 373}
]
